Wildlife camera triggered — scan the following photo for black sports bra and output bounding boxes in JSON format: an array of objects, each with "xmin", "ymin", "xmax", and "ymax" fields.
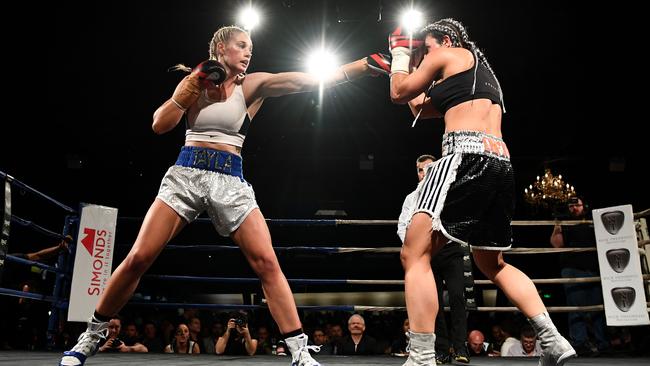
[{"xmin": 427, "ymin": 51, "xmax": 503, "ymax": 114}]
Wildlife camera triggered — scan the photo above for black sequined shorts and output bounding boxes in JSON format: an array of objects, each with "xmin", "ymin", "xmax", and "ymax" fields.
[{"xmin": 411, "ymin": 131, "xmax": 514, "ymax": 250}]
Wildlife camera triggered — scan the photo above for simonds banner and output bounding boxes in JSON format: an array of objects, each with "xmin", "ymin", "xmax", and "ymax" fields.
[{"xmin": 67, "ymin": 204, "xmax": 118, "ymax": 322}]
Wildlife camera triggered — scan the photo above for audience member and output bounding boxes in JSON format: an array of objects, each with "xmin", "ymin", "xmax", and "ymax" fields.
[
  {"xmin": 550, "ymin": 196, "xmax": 609, "ymax": 356},
  {"xmin": 311, "ymin": 328, "xmax": 333, "ymax": 355},
  {"xmin": 141, "ymin": 321, "xmax": 164, "ymax": 353},
  {"xmin": 338, "ymin": 314, "xmax": 378, "ymax": 355},
  {"xmin": 165, "ymin": 323, "xmax": 199, "ymax": 354},
  {"xmin": 203, "ymin": 320, "xmax": 224, "ymax": 354},
  {"xmin": 390, "ymin": 318, "xmax": 410, "ymax": 356},
  {"xmin": 503, "ymin": 325, "xmax": 542, "ymax": 357},
  {"xmin": 99, "ymin": 317, "xmax": 148, "ymax": 353},
  {"xmin": 256, "ymin": 325, "xmax": 273, "ymax": 355},
  {"xmin": 216, "ymin": 313, "xmax": 257, "ymax": 356}
]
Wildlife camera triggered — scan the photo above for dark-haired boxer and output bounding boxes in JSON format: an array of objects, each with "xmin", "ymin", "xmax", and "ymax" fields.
[{"xmin": 389, "ymin": 19, "xmax": 575, "ymax": 366}]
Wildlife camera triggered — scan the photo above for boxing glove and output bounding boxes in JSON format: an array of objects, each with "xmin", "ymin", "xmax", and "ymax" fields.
[
  {"xmin": 388, "ymin": 27, "xmax": 424, "ymax": 75},
  {"xmin": 194, "ymin": 59, "xmax": 227, "ymax": 87},
  {"xmin": 171, "ymin": 60, "xmax": 227, "ymax": 110},
  {"xmin": 367, "ymin": 53, "xmax": 392, "ymax": 76}
]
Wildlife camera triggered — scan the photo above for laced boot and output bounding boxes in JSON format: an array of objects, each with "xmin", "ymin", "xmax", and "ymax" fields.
[
  {"xmin": 403, "ymin": 331, "xmax": 436, "ymax": 366},
  {"xmin": 529, "ymin": 312, "xmax": 576, "ymax": 366},
  {"xmin": 59, "ymin": 316, "xmax": 109, "ymax": 366},
  {"xmin": 285, "ymin": 333, "xmax": 322, "ymax": 366}
]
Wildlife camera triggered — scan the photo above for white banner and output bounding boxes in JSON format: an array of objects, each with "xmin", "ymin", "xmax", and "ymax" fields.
[
  {"xmin": 593, "ymin": 204, "xmax": 649, "ymax": 326},
  {"xmin": 68, "ymin": 204, "xmax": 118, "ymax": 322}
]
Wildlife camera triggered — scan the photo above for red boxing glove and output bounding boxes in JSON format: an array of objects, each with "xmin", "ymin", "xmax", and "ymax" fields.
[
  {"xmin": 367, "ymin": 53, "xmax": 391, "ymax": 76},
  {"xmin": 193, "ymin": 60, "xmax": 227, "ymax": 87},
  {"xmin": 388, "ymin": 26, "xmax": 424, "ymax": 51},
  {"xmin": 171, "ymin": 60, "xmax": 227, "ymax": 111}
]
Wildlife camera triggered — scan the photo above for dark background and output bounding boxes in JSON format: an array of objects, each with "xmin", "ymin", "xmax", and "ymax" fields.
[
  {"xmin": 6, "ymin": 0, "xmax": 645, "ymax": 220},
  {"xmin": 1, "ymin": 1, "xmax": 644, "ymax": 293}
]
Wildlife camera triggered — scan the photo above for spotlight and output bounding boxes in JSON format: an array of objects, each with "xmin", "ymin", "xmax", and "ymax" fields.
[
  {"xmin": 238, "ymin": 6, "xmax": 261, "ymax": 31},
  {"xmin": 306, "ymin": 49, "xmax": 339, "ymax": 82},
  {"xmin": 400, "ymin": 8, "xmax": 424, "ymax": 34}
]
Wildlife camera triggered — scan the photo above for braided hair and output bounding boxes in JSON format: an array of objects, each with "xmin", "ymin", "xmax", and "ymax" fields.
[
  {"xmin": 169, "ymin": 26, "xmax": 248, "ymax": 73},
  {"xmin": 209, "ymin": 26, "xmax": 248, "ymax": 61},
  {"xmin": 420, "ymin": 18, "xmax": 505, "ymax": 112}
]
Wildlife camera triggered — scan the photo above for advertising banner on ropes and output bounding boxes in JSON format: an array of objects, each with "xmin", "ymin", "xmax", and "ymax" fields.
[
  {"xmin": 68, "ymin": 204, "xmax": 118, "ymax": 322},
  {"xmin": 593, "ymin": 204, "xmax": 649, "ymax": 326}
]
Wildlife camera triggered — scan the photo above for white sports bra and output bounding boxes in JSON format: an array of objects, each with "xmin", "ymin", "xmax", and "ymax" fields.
[{"xmin": 185, "ymin": 85, "xmax": 251, "ymax": 148}]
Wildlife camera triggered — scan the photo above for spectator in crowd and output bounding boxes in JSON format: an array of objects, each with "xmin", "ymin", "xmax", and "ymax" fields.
[
  {"xmin": 338, "ymin": 314, "xmax": 378, "ymax": 355},
  {"xmin": 466, "ymin": 330, "xmax": 489, "ymax": 357},
  {"xmin": 256, "ymin": 325, "xmax": 274, "ymax": 355},
  {"xmin": 311, "ymin": 328, "xmax": 333, "ymax": 355},
  {"xmin": 550, "ymin": 196, "xmax": 609, "ymax": 356},
  {"xmin": 390, "ymin": 318, "xmax": 410, "ymax": 356},
  {"xmin": 0, "ymin": 235, "xmax": 72, "ymax": 350},
  {"xmin": 99, "ymin": 317, "xmax": 148, "ymax": 353},
  {"xmin": 488, "ymin": 324, "xmax": 505, "ymax": 355},
  {"xmin": 165, "ymin": 323, "xmax": 199, "ymax": 354},
  {"xmin": 123, "ymin": 322, "xmax": 143, "ymax": 345},
  {"xmin": 160, "ymin": 319, "xmax": 175, "ymax": 346},
  {"xmin": 187, "ymin": 317, "xmax": 204, "ymax": 353},
  {"xmin": 141, "ymin": 321, "xmax": 164, "ymax": 353},
  {"xmin": 216, "ymin": 314, "xmax": 257, "ymax": 356},
  {"xmin": 503, "ymin": 325, "xmax": 542, "ymax": 357},
  {"xmin": 328, "ymin": 323, "xmax": 344, "ymax": 354},
  {"xmin": 203, "ymin": 320, "xmax": 224, "ymax": 354},
  {"xmin": 498, "ymin": 319, "xmax": 519, "ymax": 356}
]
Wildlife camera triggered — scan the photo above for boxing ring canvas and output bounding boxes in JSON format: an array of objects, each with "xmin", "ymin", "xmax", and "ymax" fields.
[{"xmin": 2, "ymin": 353, "xmax": 650, "ymax": 366}]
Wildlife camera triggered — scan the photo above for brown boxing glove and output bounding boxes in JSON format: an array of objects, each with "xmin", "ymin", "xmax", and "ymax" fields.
[
  {"xmin": 171, "ymin": 73, "xmax": 202, "ymax": 111},
  {"xmin": 171, "ymin": 60, "xmax": 226, "ymax": 111}
]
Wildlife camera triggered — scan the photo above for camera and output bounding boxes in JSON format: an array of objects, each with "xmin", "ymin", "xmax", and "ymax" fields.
[
  {"xmin": 234, "ymin": 315, "xmax": 247, "ymax": 327},
  {"xmin": 111, "ymin": 338, "xmax": 123, "ymax": 348}
]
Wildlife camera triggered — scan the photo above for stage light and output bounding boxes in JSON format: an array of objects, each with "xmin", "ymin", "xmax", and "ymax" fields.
[
  {"xmin": 238, "ymin": 6, "xmax": 261, "ymax": 31},
  {"xmin": 306, "ymin": 49, "xmax": 339, "ymax": 82},
  {"xmin": 400, "ymin": 8, "xmax": 424, "ymax": 34}
]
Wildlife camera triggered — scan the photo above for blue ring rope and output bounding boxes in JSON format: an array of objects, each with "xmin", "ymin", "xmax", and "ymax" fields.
[
  {"xmin": 11, "ymin": 215, "xmax": 67, "ymax": 240},
  {"xmin": 143, "ymin": 274, "xmax": 352, "ymax": 285},
  {"xmin": 0, "ymin": 171, "xmax": 76, "ymax": 214},
  {"xmin": 143, "ymin": 275, "xmax": 408, "ymax": 285},
  {"xmin": 127, "ymin": 301, "xmax": 358, "ymax": 312},
  {"xmin": 5, "ymin": 254, "xmax": 69, "ymax": 275},
  {"xmin": 118, "ymin": 217, "xmax": 340, "ymax": 226},
  {"xmin": 0, "ymin": 287, "xmax": 57, "ymax": 303},
  {"xmin": 160, "ymin": 245, "xmax": 396, "ymax": 254}
]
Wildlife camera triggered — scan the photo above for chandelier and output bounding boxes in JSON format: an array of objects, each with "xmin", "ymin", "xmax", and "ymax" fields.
[{"xmin": 524, "ymin": 168, "xmax": 577, "ymax": 207}]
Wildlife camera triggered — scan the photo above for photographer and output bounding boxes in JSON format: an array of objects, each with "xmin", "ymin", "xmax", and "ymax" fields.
[
  {"xmin": 98, "ymin": 317, "xmax": 148, "ymax": 353},
  {"xmin": 549, "ymin": 197, "xmax": 609, "ymax": 356},
  {"xmin": 216, "ymin": 313, "xmax": 258, "ymax": 356}
]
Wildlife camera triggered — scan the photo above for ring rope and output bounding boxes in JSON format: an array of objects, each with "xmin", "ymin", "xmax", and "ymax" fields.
[
  {"xmin": 634, "ymin": 208, "xmax": 650, "ymax": 218},
  {"xmin": 153, "ymin": 245, "xmax": 641, "ymax": 255},
  {"xmin": 118, "ymin": 212, "xmax": 649, "ymax": 227},
  {"xmin": 11, "ymin": 215, "xmax": 68, "ymax": 240},
  {"xmin": 124, "ymin": 301, "xmax": 650, "ymax": 313},
  {"xmin": 4, "ymin": 254, "xmax": 68, "ymax": 275},
  {"xmin": 128, "ymin": 301, "xmax": 356, "ymax": 311},
  {"xmin": 0, "ymin": 287, "xmax": 57, "ymax": 303},
  {"xmin": 142, "ymin": 274, "xmax": 650, "ymax": 286},
  {"xmin": 0, "ymin": 170, "xmax": 76, "ymax": 214}
]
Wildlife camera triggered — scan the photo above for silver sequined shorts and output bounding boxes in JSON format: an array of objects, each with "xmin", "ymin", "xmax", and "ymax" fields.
[{"xmin": 156, "ymin": 165, "xmax": 258, "ymax": 237}]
